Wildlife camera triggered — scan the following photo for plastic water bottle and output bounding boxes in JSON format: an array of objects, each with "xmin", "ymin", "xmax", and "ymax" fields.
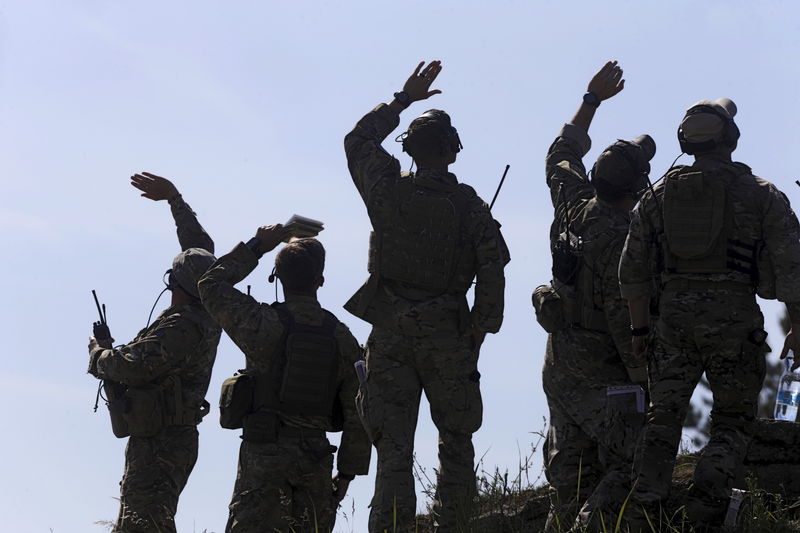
[{"xmin": 774, "ymin": 350, "xmax": 800, "ymax": 422}]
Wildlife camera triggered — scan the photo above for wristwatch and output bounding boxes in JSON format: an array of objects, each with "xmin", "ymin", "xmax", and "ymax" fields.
[
  {"xmin": 245, "ymin": 237, "xmax": 264, "ymax": 259},
  {"xmin": 393, "ymin": 91, "xmax": 411, "ymax": 108},
  {"xmin": 582, "ymin": 92, "xmax": 601, "ymax": 108}
]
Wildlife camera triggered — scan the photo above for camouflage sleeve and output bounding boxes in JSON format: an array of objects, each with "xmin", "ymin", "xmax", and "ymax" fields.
[
  {"xmin": 168, "ymin": 194, "xmax": 214, "ymax": 253},
  {"xmin": 762, "ymin": 184, "xmax": 800, "ymax": 304},
  {"xmin": 334, "ymin": 323, "xmax": 371, "ymax": 476},
  {"xmin": 471, "ymin": 203, "xmax": 511, "ymax": 334},
  {"xmin": 545, "ymin": 123, "xmax": 594, "ymax": 208},
  {"xmin": 92, "ymin": 315, "xmax": 201, "ymax": 386},
  {"xmin": 343, "ymin": 103, "xmax": 403, "ymax": 211},
  {"xmin": 619, "ymin": 198, "xmax": 658, "ymax": 300},
  {"xmin": 197, "ymin": 243, "xmax": 284, "ymax": 362},
  {"xmin": 599, "ymin": 240, "xmax": 639, "ymax": 371}
]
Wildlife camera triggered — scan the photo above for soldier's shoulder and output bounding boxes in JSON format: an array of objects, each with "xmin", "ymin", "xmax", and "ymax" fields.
[
  {"xmin": 554, "ymin": 159, "xmax": 585, "ymax": 178},
  {"xmin": 327, "ymin": 314, "xmax": 362, "ymax": 358},
  {"xmin": 455, "ymin": 182, "xmax": 491, "ymax": 212},
  {"xmin": 728, "ymin": 163, "xmax": 784, "ymax": 200}
]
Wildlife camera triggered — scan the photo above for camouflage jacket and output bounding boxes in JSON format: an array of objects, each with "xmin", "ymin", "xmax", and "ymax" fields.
[
  {"xmin": 545, "ymin": 124, "xmax": 640, "ymax": 375},
  {"xmin": 344, "ymin": 103, "xmax": 509, "ymax": 337},
  {"xmin": 169, "ymin": 193, "xmax": 215, "ymax": 255},
  {"xmin": 198, "ymin": 242, "xmax": 371, "ymax": 476},
  {"xmin": 619, "ymin": 156, "xmax": 800, "ymax": 309},
  {"xmin": 89, "ymin": 304, "xmax": 221, "ymax": 419},
  {"xmin": 88, "ymin": 193, "xmax": 220, "ymax": 421}
]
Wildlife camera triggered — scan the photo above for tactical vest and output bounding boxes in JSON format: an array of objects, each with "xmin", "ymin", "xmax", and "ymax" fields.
[
  {"xmin": 368, "ymin": 172, "xmax": 476, "ymax": 293},
  {"xmin": 547, "ymin": 194, "xmax": 627, "ymax": 333},
  {"xmin": 254, "ymin": 304, "xmax": 340, "ymax": 419},
  {"xmin": 661, "ymin": 164, "xmax": 760, "ymax": 282}
]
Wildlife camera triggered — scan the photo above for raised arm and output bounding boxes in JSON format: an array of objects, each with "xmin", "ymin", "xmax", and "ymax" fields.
[
  {"xmin": 545, "ymin": 61, "xmax": 626, "ymax": 207},
  {"xmin": 131, "ymin": 172, "xmax": 214, "ymax": 253},
  {"xmin": 197, "ymin": 225, "xmax": 289, "ymax": 361},
  {"xmin": 343, "ymin": 61, "xmax": 443, "ymax": 206}
]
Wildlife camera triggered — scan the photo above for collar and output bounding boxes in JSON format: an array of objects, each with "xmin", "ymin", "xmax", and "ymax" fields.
[
  {"xmin": 414, "ymin": 167, "xmax": 458, "ymax": 186},
  {"xmin": 692, "ymin": 154, "xmax": 734, "ymax": 170},
  {"xmin": 283, "ymin": 293, "xmax": 320, "ymax": 305}
]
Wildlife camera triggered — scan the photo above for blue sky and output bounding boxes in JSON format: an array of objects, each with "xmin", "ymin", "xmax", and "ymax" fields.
[{"xmin": 1, "ymin": 1, "xmax": 798, "ymax": 531}]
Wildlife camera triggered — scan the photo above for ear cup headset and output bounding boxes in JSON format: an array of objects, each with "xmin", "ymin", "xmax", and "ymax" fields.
[
  {"xmin": 396, "ymin": 110, "xmax": 463, "ymax": 157},
  {"xmin": 677, "ymin": 104, "xmax": 740, "ymax": 154}
]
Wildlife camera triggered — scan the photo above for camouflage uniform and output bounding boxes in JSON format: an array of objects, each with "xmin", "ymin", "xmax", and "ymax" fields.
[
  {"xmin": 88, "ymin": 194, "xmax": 221, "ymax": 533},
  {"xmin": 198, "ymin": 242, "xmax": 371, "ymax": 533},
  {"xmin": 344, "ymin": 103, "xmax": 509, "ymax": 532},
  {"xmin": 619, "ymin": 157, "xmax": 800, "ymax": 527},
  {"xmin": 540, "ymin": 124, "xmax": 646, "ymax": 530}
]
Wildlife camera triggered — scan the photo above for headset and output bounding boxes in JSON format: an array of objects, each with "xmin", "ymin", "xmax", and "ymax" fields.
[
  {"xmin": 590, "ymin": 140, "xmax": 651, "ymax": 197},
  {"xmin": 397, "ymin": 110, "xmax": 463, "ymax": 157},
  {"xmin": 677, "ymin": 104, "xmax": 740, "ymax": 154}
]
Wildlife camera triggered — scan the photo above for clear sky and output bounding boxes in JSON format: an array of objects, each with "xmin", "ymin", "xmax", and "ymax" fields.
[{"xmin": 1, "ymin": 1, "xmax": 799, "ymax": 531}]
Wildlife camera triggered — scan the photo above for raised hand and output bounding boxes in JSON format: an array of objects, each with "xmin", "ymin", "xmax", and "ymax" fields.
[
  {"xmin": 402, "ymin": 60, "xmax": 443, "ymax": 103},
  {"xmin": 131, "ymin": 172, "xmax": 179, "ymax": 201},
  {"xmin": 587, "ymin": 61, "xmax": 625, "ymax": 102},
  {"xmin": 253, "ymin": 224, "xmax": 291, "ymax": 256}
]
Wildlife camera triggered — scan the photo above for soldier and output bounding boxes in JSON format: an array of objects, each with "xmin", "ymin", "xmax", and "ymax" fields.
[
  {"xmin": 198, "ymin": 225, "xmax": 371, "ymax": 533},
  {"xmin": 344, "ymin": 60, "xmax": 510, "ymax": 532},
  {"xmin": 87, "ymin": 173, "xmax": 221, "ymax": 533},
  {"xmin": 534, "ymin": 61, "xmax": 654, "ymax": 531},
  {"xmin": 620, "ymin": 98, "xmax": 800, "ymax": 531}
]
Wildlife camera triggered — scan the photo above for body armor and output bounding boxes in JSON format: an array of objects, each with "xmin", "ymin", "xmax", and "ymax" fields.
[
  {"xmin": 368, "ymin": 172, "xmax": 476, "ymax": 293},
  {"xmin": 661, "ymin": 164, "xmax": 759, "ymax": 282}
]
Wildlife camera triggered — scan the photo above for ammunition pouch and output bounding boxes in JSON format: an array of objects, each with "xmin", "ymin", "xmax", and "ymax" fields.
[
  {"xmin": 532, "ymin": 284, "xmax": 566, "ymax": 333},
  {"xmin": 120, "ymin": 374, "xmax": 205, "ymax": 438},
  {"xmin": 104, "ymin": 380, "xmax": 130, "ymax": 439},
  {"xmin": 124, "ymin": 385, "xmax": 165, "ymax": 438},
  {"xmin": 219, "ymin": 371, "xmax": 255, "ymax": 430}
]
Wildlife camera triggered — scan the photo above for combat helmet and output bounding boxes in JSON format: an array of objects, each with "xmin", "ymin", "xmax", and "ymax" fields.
[
  {"xmin": 591, "ymin": 134, "xmax": 656, "ymax": 200},
  {"xmin": 677, "ymin": 98, "xmax": 740, "ymax": 154},
  {"xmin": 398, "ymin": 109, "xmax": 463, "ymax": 158},
  {"xmin": 168, "ymin": 247, "xmax": 216, "ymax": 298}
]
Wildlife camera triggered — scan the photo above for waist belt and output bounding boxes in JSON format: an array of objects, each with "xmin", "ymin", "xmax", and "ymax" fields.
[
  {"xmin": 662, "ymin": 279, "xmax": 754, "ymax": 293},
  {"xmin": 279, "ymin": 424, "xmax": 326, "ymax": 439}
]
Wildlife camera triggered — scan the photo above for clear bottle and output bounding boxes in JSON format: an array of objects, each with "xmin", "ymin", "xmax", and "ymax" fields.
[{"xmin": 774, "ymin": 350, "xmax": 800, "ymax": 422}]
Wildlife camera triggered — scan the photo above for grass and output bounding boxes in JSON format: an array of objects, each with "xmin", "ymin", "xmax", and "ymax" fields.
[{"xmin": 407, "ymin": 438, "xmax": 800, "ymax": 533}]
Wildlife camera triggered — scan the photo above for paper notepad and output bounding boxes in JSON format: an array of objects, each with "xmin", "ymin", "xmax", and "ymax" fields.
[
  {"xmin": 606, "ymin": 385, "xmax": 646, "ymax": 413},
  {"xmin": 284, "ymin": 214, "xmax": 324, "ymax": 240}
]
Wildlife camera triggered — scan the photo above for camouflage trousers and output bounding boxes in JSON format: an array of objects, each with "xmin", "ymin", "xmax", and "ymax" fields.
[
  {"xmin": 226, "ymin": 433, "xmax": 337, "ymax": 533},
  {"xmin": 542, "ymin": 328, "xmax": 644, "ymax": 532},
  {"xmin": 630, "ymin": 290, "xmax": 767, "ymax": 530},
  {"xmin": 113, "ymin": 425, "xmax": 199, "ymax": 533},
  {"xmin": 361, "ymin": 327, "xmax": 482, "ymax": 533}
]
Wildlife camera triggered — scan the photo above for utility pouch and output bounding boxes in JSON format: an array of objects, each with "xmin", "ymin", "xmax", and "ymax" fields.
[
  {"xmin": 242, "ymin": 410, "xmax": 279, "ymax": 443},
  {"xmin": 219, "ymin": 371, "xmax": 255, "ymax": 430},
  {"xmin": 532, "ymin": 284, "xmax": 566, "ymax": 333},
  {"xmin": 552, "ymin": 231, "xmax": 582, "ymax": 285},
  {"xmin": 104, "ymin": 380, "xmax": 130, "ymax": 439},
  {"xmin": 124, "ymin": 385, "xmax": 164, "ymax": 438}
]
